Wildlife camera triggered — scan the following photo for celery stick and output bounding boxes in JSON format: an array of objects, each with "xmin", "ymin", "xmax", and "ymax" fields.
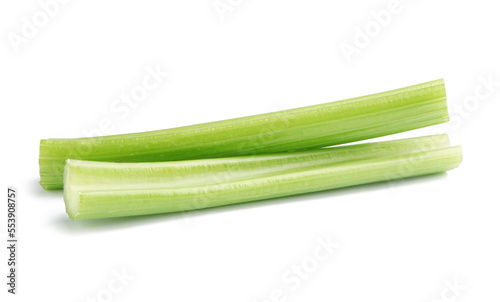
[
  {"xmin": 64, "ymin": 140, "xmax": 461, "ymax": 219},
  {"xmin": 41, "ymin": 79, "xmax": 449, "ymax": 190},
  {"xmin": 64, "ymin": 134, "xmax": 449, "ymax": 192}
]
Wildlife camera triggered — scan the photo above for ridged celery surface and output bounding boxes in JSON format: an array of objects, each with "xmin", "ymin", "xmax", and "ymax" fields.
[
  {"xmin": 63, "ymin": 135, "xmax": 460, "ymax": 219},
  {"xmin": 41, "ymin": 79, "xmax": 449, "ymax": 190}
]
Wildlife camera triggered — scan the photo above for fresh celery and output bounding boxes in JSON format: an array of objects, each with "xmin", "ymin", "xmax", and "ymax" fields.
[
  {"xmin": 41, "ymin": 79, "xmax": 449, "ymax": 190},
  {"xmin": 63, "ymin": 136, "xmax": 460, "ymax": 219}
]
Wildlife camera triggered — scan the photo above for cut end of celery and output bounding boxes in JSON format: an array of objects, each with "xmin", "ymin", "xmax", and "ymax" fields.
[
  {"xmin": 63, "ymin": 160, "xmax": 81, "ymax": 219},
  {"xmin": 40, "ymin": 182, "xmax": 63, "ymax": 190}
]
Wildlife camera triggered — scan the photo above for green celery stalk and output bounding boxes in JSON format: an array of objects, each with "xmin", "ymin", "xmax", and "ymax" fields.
[
  {"xmin": 63, "ymin": 136, "xmax": 460, "ymax": 219},
  {"xmin": 41, "ymin": 79, "xmax": 449, "ymax": 190},
  {"xmin": 64, "ymin": 134, "xmax": 449, "ymax": 191}
]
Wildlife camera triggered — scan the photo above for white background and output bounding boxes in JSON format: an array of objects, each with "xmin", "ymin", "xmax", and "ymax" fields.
[{"xmin": 1, "ymin": 0, "xmax": 499, "ymax": 301}]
